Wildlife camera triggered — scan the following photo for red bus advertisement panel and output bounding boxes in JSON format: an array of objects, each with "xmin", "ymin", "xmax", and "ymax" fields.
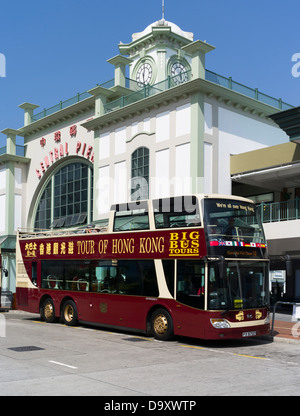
[{"xmin": 19, "ymin": 228, "xmax": 207, "ymax": 261}]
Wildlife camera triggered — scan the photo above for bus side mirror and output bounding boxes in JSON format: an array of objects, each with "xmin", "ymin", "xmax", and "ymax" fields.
[
  {"xmin": 218, "ymin": 256, "xmax": 227, "ymax": 279},
  {"xmin": 285, "ymin": 255, "xmax": 292, "ymax": 277},
  {"xmin": 1, "ymin": 267, "xmax": 8, "ymax": 277}
]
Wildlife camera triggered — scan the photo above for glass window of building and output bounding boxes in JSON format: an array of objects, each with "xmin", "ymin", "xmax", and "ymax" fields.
[
  {"xmin": 131, "ymin": 147, "xmax": 149, "ymax": 200},
  {"xmin": 34, "ymin": 162, "xmax": 93, "ymax": 230}
]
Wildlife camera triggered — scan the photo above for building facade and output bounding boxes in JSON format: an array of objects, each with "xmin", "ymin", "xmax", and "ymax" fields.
[
  {"xmin": 0, "ymin": 20, "xmax": 291, "ymax": 306},
  {"xmin": 231, "ymin": 107, "xmax": 300, "ymax": 302}
]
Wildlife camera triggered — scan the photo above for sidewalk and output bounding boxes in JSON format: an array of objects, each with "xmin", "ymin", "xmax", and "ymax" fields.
[
  {"xmin": 268, "ymin": 311, "xmax": 300, "ymax": 343},
  {"xmin": 271, "ymin": 320, "xmax": 300, "ymax": 342}
]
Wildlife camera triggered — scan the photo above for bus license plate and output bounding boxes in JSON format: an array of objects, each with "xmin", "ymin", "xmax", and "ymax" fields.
[{"xmin": 242, "ymin": 331, "xmax": 256, "ymax": 337}]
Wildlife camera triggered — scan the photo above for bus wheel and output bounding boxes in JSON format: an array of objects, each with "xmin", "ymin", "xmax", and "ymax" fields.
[
  {"xmin": 62, "ymin": 300, "xmax": 78, "ymax": 326},
  {"xmin": 150, "ymin": 308, "xmax": 174, "ymax": 341},
  {"xmin": 42, "ymin": 298, "xmax": 56, "ymax": 323}
]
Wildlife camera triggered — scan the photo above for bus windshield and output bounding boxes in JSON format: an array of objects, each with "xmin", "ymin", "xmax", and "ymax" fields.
[
  {"xmin": 204, "ymin": 198, "xmax": 266, "ymax": 246},
  {"xmin": 208, "ymin": 260, "xmax": 269, "ymax": 310}
]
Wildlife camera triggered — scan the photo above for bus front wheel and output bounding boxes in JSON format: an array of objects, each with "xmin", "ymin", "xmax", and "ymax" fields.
[
  {"xmin": 62, "ymin": 300, "xmax": 78, "ymax": 326},
  {"xmin": 150, "ymin": 308, "xmax": 174, "ymax": 341}
]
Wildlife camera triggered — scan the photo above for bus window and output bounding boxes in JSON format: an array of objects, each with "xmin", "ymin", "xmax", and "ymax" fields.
[
  {"xmin": 32, "ymin": 262, "xmax": 37, "ymax": 286},
  {"xmin": 153, "ymin": 196, "xmax": 201, "ymax": 229},
  {"xmin": 40, "ymin": 259, "xmax": 158, "ymax": 296},
  {"xmin": 113, "ymin": 205, "xmax": 149, "ymax": 231},
  {"xmin": 41, "ymin": 261, "xmax": 64, "ymax": 290},
  {"xmin": 207, "ymin": 261, "xmax": 269, "ymax": 310},
  {"xmin": 207, "ymin": 264, "xmax": 229, "ymax": 310},
  {"xmin": 204, "ymin": 198, "xmax": 266, "ymax": 246},
  {"xmin": 176, "ymin": 260, "xmax": 205, "ymax": 309},
  {"xmin": 117, "ymin": 260, "xmax": 158, "ymax": 297},
  {"xmin": 41, "ymin": 260, "xmax": 96, "ymax": 291},
  {"xmin": 162, "ymin": 260, "xmax": 175, "ymax": 297}
]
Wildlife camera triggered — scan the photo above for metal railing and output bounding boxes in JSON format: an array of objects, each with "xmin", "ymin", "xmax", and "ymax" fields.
[
  {"xmin": 0, "ymin": 145, "xmax": 25, "ymax": 157},
  {"xmin": 31, "ymin": 79, "xmax": 115, "ymax": 122},
  {"xmin": 18, "ymin": 225, "xmax": 108, "ymax": 239},
  {"xmin": 27, "ymin": 68, "xmax": 293, "ymax": 123},
  {"xmin": 205, "ymin": 70, "xmax": 293, "ymax": 110},
  {"xmin": 104, "ymin": 70, "xmax": 192, "ymax": 113},
  {"xmin": 32, "ymin": 91, "xmax": 93, "ymax": 122},
  {"xmin": 258, "ymin": 198, "xmax": 300, "ymax": 223},
  {"xmin": 271, "ymin": 301, "xmax": 300, "ymax": 336}
]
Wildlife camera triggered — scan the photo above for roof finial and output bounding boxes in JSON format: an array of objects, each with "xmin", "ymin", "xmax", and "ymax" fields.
[{"xmin": 162, "ymin": 0, "xmax": 165, "ymax": 20}]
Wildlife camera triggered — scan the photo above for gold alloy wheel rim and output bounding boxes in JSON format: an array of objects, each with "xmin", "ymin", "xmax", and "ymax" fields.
[
  {"xmin": 64, "ymin": 305, "xmax": 74, "ymax": 323},
  {"xmin": 44, "ymin": 302, "xmax": 54, "ymax": 319},
  {"xmin": 154, "ymin": 314, "xmax": 168, "ymax": 335}
]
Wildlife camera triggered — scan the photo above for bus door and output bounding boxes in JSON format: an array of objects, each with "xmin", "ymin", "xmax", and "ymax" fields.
[
  {"xmin": 71, "ymin": 260, "xmax": 119, "ymax": 327},
  {"xmin": 174, "ymin": 259, "xmax": 207, "ymax": 338},
  {"xmin": 87, "ymin": 260, "xmax": 133, "ymax": 327}
]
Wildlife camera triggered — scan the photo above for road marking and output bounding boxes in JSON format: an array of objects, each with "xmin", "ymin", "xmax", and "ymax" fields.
[
  {"xmin": 232, "ymin": 353, "xmax": 270, "ymax": 360},
  {"xmin": 49, "ymin": 360, "xmax": 77, "ymax": 369},
  {"xmin": 181, "ymin": 345, "xmax": 206, "ymax": 351},
  {"xmin": 181, "ymin": 345, "xmax": 270, "ymax": 361},
  {"xmin": 132, "ymin": 335, "xmax": 154, "ymax": 342}
]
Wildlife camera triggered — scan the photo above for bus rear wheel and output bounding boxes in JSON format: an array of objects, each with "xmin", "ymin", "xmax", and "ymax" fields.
[
  {"xmin": 62, "ymin": 300, "xmax": 78, "ymax": 326},
  {"xmin": 150, "ymin": 308, "xmax": 174, "ymax": 341},
  {"xmin": 41, "ymin": 298, "xmax": 56, "ymax": 323}
]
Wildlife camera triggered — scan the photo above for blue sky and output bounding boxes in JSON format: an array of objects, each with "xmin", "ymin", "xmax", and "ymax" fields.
[{"xmin": 0, "ymin": 0, "xmax": 299, "ymax": 147}]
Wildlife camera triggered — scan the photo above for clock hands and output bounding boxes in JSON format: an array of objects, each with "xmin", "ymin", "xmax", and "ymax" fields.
[
  {"xmin": 171, "ymin": 62, "xmax": 188, "ymax": 85},
  {"xmin": 136, "ymin": 62, "xmax": 152, "ymax": 86}
]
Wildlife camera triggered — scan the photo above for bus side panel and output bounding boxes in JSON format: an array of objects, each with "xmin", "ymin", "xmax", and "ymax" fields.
[
  {"xmin": 171, "ymin": 304, "xmax": 206, "ymax": 339},
  {"xmin": 76, "ymin": 293, "xmax": 155, "ymax": 331},
  {"xmin": 73, "ymin": 295, "xmax": 194, "ymax": 335},
  {"xmin": 16, "ymin": 287, "xmax": 40, "ymax": 314},
  {"xmin": 16, "ymin": 287, "xmax": 28, "ymax": 307}
]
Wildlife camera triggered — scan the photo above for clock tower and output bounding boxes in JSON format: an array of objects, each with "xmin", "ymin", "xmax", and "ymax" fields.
[{"xmin": 116, "ymin": 19, "xmax": 196, "ymax": 87}]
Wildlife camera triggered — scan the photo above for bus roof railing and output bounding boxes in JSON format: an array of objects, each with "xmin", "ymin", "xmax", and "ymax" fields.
[{"xmin": 18, "ymin": 225, "xmax": 108, "ymax": 239}]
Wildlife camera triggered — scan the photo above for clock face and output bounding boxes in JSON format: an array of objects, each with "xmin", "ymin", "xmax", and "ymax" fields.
[
  {"xmin": 171, "ymin": 62, "xmax": 188, "ymax": 85},
  {"xmin": 136, "ymin": 62, "xmax": 153, "ymax": 87}
]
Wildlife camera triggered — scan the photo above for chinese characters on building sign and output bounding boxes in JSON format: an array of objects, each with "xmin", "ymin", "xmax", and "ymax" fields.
[
  {"xmin": 36, "ymin": 125, "xmax": 94, "ymax": 179},
  {"xmin": 70, "ymin": 125, "xmax": 77, "ymax": 137},
  {"xmin": 54, "ymin": 131, "xmax": 61, "ymax": 143}
]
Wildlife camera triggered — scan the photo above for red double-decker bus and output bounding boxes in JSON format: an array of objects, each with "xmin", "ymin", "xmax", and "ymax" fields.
[{"xmin": 16, "ymin": 194, "xmax": 270, "ymax": 340}]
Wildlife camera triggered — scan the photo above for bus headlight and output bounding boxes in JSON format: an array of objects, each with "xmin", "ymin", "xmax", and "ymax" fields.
[{"xmin": 210, "ymin": 318, "xmax": 231, "ymax": 329}]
